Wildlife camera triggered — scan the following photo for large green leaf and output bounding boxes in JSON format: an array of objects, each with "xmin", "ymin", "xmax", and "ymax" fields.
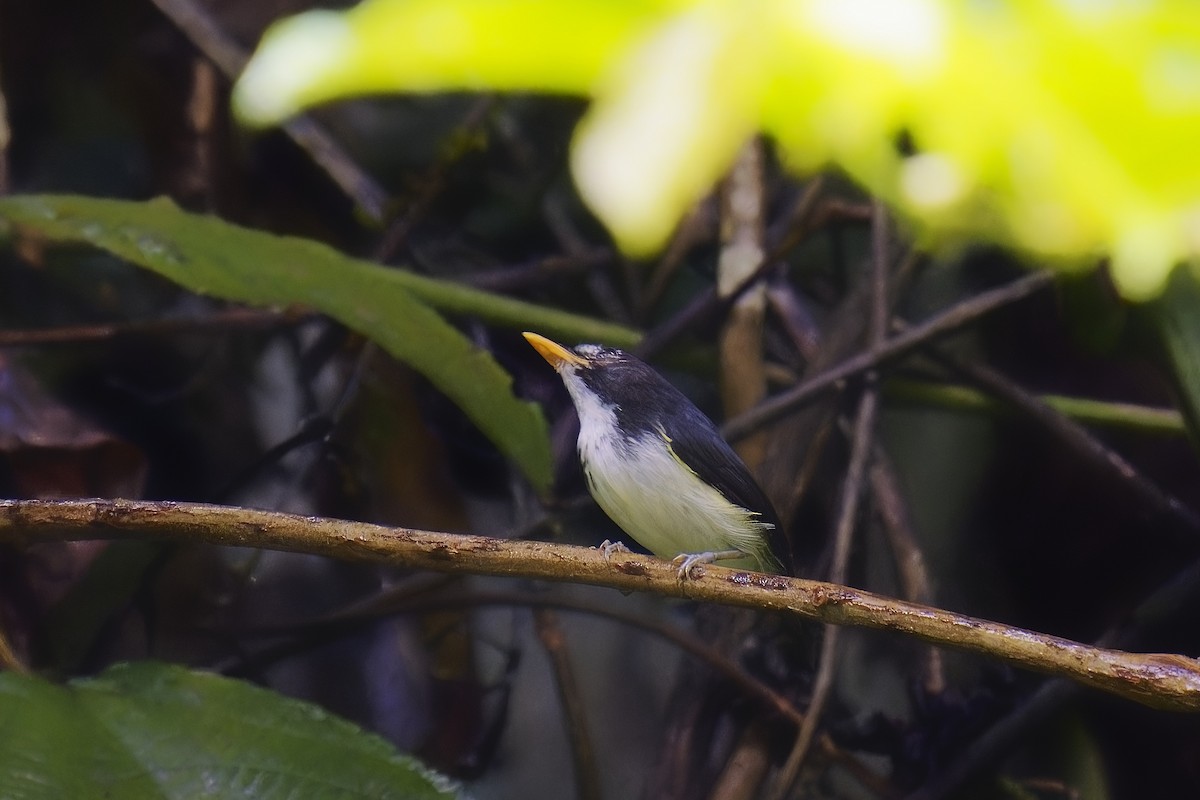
[
  {"xmin": 0, "ymin": 194, "xmax": 637, "ymax": 492},
  {"xmin": 0, "ymin": 662, "xmax": 458, "ymax": 800}
]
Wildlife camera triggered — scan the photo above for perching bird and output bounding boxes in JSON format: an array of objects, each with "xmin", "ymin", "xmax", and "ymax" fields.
[{"xmin": 524, "ymin": 332, "xmax": 787, "ymax": 576}]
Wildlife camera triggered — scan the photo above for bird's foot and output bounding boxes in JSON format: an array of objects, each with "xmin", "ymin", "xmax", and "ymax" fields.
[
  {"xmin": 672, "ymin": 549, "xmax": 744, "ymax": 580},
  {"xmin": 598, "ymin": 539, "xmax": 632, "ymax": 564}
]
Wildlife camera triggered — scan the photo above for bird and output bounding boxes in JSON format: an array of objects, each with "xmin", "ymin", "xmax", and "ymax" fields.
[{"xmin": 524, "ymin": 331, "xmax": 787, "ymax": 576}]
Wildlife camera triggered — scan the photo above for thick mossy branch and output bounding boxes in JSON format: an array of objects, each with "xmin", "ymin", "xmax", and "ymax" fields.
[{"xmin": 2, "ymin": 498, "xmax": 1198, "ymax": 712}]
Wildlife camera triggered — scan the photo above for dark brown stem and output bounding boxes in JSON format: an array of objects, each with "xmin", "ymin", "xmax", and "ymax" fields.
[
  {"xmin": 148, "ymin": 0, "xmax": 391, "ymax": 222},
  {"xmin": 723, "ymin": 271, "xmax": 1054, "ymax": 441},
  {"xmin": 927, "ymin": 343, "xmax": 1200, "ymax": 534},
  {"xmin": 771, "ymin": 203, "xmax": 892, "ymax": 798},
  {"xmin": 871, "ymin": 445, "xmax": 947, "ymax": 695},
  {"xmin": 372, "ymin": 95, "xmax": 498, "ymax": 261},
  {"xmin": 533, "ymin": 608, "xmax": 601, "ymax": 800},
  {"xmin": 0, "ymin": 308, "xmax": 301, "ymax": 347},
  {"xmin": 906, "ymin": 550, "xmax": 1200, "ymax": 799}
]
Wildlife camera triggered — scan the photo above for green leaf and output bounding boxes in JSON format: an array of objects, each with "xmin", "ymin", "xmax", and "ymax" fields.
[
  {"xmin": 1150, "ymin": 266, "xmax": 1200, "ymax": 445},
  {"xmin": 0, "ymin": 193, "xmax": 605, "ymax": 492},
  {"xmin": 0, "ymin": 662, "xmax": 459, "ymax": 800}
]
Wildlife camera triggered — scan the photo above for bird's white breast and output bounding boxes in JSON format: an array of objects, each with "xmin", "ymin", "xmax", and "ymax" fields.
[{"xmin": 562, "ymin": 369, "xmax": 772, "ymax": 571}]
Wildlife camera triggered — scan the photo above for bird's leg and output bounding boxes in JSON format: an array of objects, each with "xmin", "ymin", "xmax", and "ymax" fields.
[
  {"xmin": 672, "ymin": 549, "xmax": 746, "ymax": 580},
  {"xmin": 598, "ymin": 539, "xmax": 632, "ymax": 564}
]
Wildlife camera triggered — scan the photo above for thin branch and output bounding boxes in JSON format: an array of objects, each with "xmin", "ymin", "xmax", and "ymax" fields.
[
  {"xmin": 904, "ymin": 682, "xmax": 1077, "ymax": 800},
  {"xmin": 463, "ymin": 249, "xmax": 614, "ymax": 293},
  {"xmin": 255, "ymin": 588, "xmax": 810, "ymax": 727},
  {"xmin": 373, "ymin": 95, "xmax": 498, "ymax": 261},
  {"xmin": 771, "ymin": 201, "xmax": 890, "ymax": 799},
  {"xmin": 633, "ymin": 182, "xmax": 829, "ymax": 362},
  {"xmin": 312, "ymin": 589, "xmax": 889, "ymax": 792},
  {"xmin": 0, "ymin": 308, "xmax": 304, "ymax": 347},
  {"xmin": 532, "ymin": 608, "xmax": 601, "ymax": 800},
  {"xmin": 638, "ymin": 200, "xmax": 714, "ymax": 320},
  {"xmin": 907, "ymin": 547, "xmax": 1200, "ymax": 799},
  {"xmin": 3, "ymin": 499, "xmax": 1200, "ymax": 712},
  {"xmin": 871, "ymin": 445, "xmax": 946, "ymax": 695},
  {"xmin": 148, "ymin": 0, "xmax": 391, "ymax": 223},
  {"xmin": 723, "ymin": 271, "xmax": 1054, "ymax": 442},
  {"xmin": 774, "ymin": 392, "xmax": 880, "ymax": 799},
  {"xmin": 926, "ymin": 344, "xmax": 1200, "ymax": 533}
]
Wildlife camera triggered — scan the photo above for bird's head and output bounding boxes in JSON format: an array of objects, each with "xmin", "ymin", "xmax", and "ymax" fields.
[
  {"xmin": 522, "ymin": 332, "xmax": 625, "ymax": 374},
  {"xmin": 523, "ymin": 332, "xmax": 702, "ymax": 437}
]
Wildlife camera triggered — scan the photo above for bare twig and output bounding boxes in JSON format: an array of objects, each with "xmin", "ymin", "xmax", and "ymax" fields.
[
  {"xmin": 718, "ymin": 139, "xmax": 769, "ymax": 468},
  {"xmin": 545, "ymin": 189, "xmax": 633, "ymax": 326},
  {"xmin": 464, "ymin": 249, "xmax": 614, "ymax": 293},
  {"xmin": 0, "ymin": 308, "xmax": 303, "ymax": 347},
  {"xmin": 723, "ymin": 271, "xmax": 1054, "ymax": 442},
  {"xmin": 373, "ymin": 95, "xmax": 497, "ymax": 261},
  {"xmin": 532, "ymin": 608, "xmax": 601, "ymax": 800},
  {"xmin": 639, "ymin": 200, "xmax": 716, "ymax": 320},
  {"xmin": 634, "ymin": 182, "xmax": 832, "ymax": 363},
  {"xmin": 3, "ymin": 499, "xmax": 1200, "ymax": 712},
  {"xmin": 774, "ymin": 393, "xmax": 880, "ymax": 800},
  {"xmin": 906, "ymin": 548, "xmax": 1200, "ymax": 799},
  {"xmin": 270, "ymin": 588, "xmax": 810, "ymax": 727},
  {"xmin": 148, "ymin": 0, "xmax": 391, "ymax": 223},
  {"xmin": 871, "ymin": 445, "xmax": 946, "ymax": 694},
  {"xmin": 927, "ymin": 344, "xmax": 1200, "ymax": 533},
  {"xmin": 770, "ymin": 202, "xmax": 890, "ymax": 799},
  {"xmin": 904, "ymin": 680, "xmax": 1077, "ymax": 800}
]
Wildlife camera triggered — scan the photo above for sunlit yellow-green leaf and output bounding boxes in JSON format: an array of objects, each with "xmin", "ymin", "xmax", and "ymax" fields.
[
  {"xmin": 234, "ymin": 0, "xmax": 1200, "ymax": 301},
  {"xmin": 233, "ymin": 0, "xmax": 674, "ymax": 125},
  {"xmin": 572, "ymin": 5, "xmax": 766, "ymax": 255}
]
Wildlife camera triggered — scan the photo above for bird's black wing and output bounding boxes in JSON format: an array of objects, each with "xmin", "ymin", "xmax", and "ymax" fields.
[{"xmin": 657, "ymin": 406, "xmax": 791, "ymax": 573}]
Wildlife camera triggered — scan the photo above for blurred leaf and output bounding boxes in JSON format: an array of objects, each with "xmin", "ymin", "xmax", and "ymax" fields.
[
  {"xmin": 232, "ymin": 0, "xmax": 665, "ymax": 123},
  {"xmin": 0, "ymin": 661, "xmax": 460, "ymax": 800},
  {"xmin": 1150, "ymin": 267, "xmax": 1200, "ymax": 443},
  {"xmin": 237, "ymin": 0, "xmax": 1200, "ymax": 299},
  {"xmin": 0, "ymin": 194, "xmax": 565, "ymax": 492}
]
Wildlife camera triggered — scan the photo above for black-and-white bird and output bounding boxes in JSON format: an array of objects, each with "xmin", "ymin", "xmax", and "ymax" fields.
[{"xmin": 524, "ymin": 332, "xmax": 787, "ymax": 575}]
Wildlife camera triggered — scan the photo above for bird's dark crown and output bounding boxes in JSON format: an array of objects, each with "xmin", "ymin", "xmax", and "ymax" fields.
[
  {"xmin": 572, "ymin": 343, "xmax": 626, "ymax": 366},
  {"xmin": 569, "ymin": 345, "xmax": 714, "ymax": 440}
]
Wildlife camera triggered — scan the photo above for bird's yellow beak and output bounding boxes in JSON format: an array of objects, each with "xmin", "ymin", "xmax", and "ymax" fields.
[{"xmin": 523, "ymin": 332, "xmax": 587, "ymax": 370}]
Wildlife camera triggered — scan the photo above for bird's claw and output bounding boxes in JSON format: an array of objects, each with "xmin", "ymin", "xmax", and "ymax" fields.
[
  {"xmin": 598, "ymin": 539, "xmax": 631, "ymax": 564},
  {"xmin": 672, "ymin": 552, "xmax": 712, "ymax": 580},
  {"xmin": 672, "ymin": 549, "xmax": 747, "ymax": 580}
]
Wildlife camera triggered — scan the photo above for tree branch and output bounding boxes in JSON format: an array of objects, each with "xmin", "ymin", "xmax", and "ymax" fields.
[
  {"xmin": 722, "ymin": 270, "xmax": 1054, "ymax": 442},
  {"xmin": 3, "ymin": 498, "xmax": 1199, "ymax": 712}
]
